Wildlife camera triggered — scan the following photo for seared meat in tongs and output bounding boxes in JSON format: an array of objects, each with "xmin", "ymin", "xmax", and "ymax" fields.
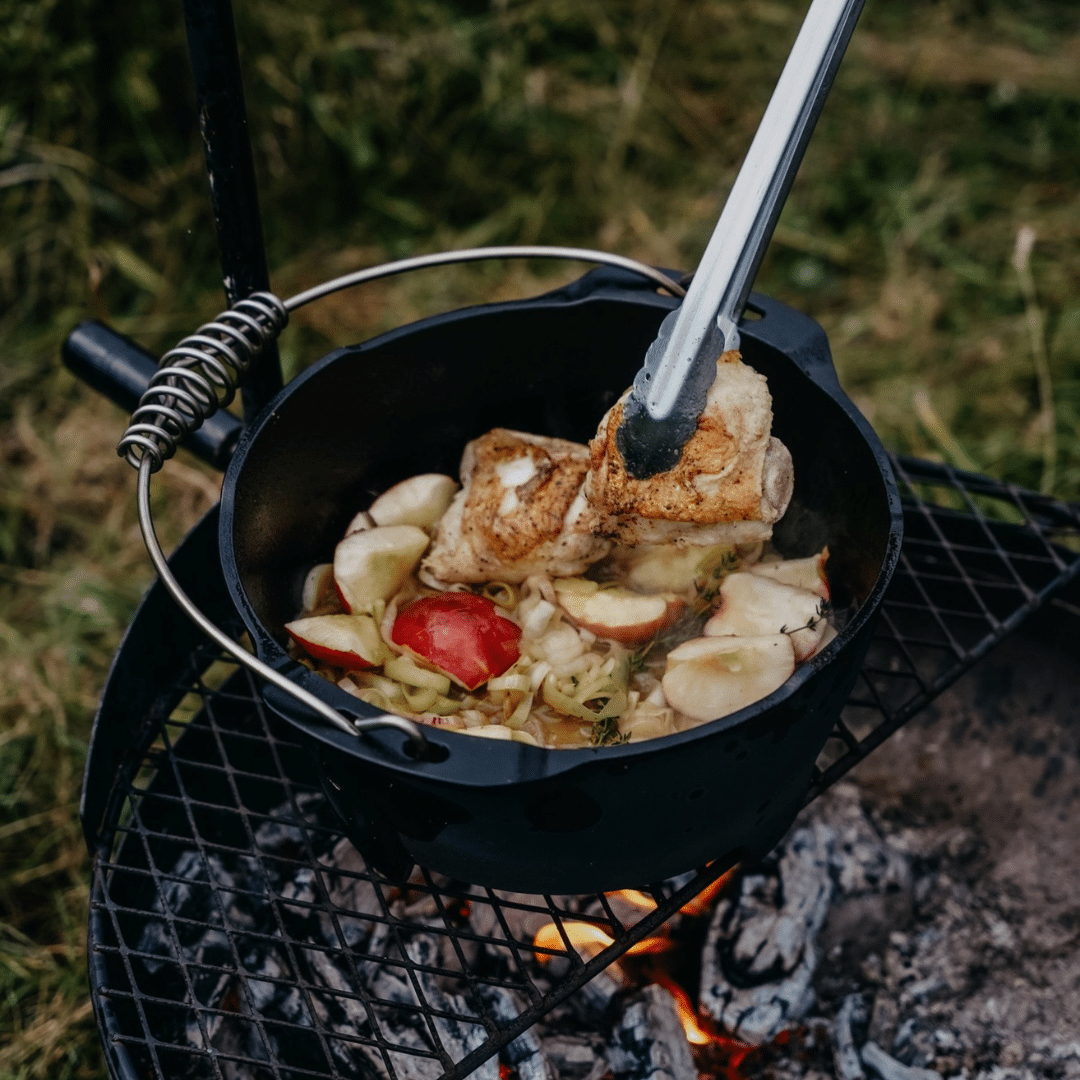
[{"xmin": 586, "ymin": 350, "xmax": 793, "ymax": 547}]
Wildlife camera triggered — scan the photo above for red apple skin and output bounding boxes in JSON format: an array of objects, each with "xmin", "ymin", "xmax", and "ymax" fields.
[
  {"xmin": 391, "ymin": 592, "xmax": 522, "ymax": 691},
  {"xmin": 555, "ymin": 585, "xmax": 685, "ymax": 646},
  {"xmin": 286, "ymin": 615, "xmax": 385, "ymax": 670}
]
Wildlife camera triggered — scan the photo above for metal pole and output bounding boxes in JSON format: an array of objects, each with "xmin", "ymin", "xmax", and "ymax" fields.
[{"xmin": 180, "ymin": 0, "xmax": 284, "ymax": 420}]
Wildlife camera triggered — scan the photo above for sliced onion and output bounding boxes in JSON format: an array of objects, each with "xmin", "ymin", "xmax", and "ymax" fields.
[
  {"xmin": 522, "ymin": 598, "xmax": 557, "ymax": 637},
  {"xmin": 355, "ymin": 688, "xmax": 396, "ymax": 712},
  {"xmin": 529, "ymin": 661, "xmax": 552, "ymax": 690},
  {"xmin": 505, "ymin": 691, "xmax": 534, "ymax": 729},
  {"xmin": 462, "ymin": 725, "xmax": 514, "ymax": 740},
  {"xmin": 482, "ymin": 582, "xmax": 517, "ymax": 610},
  {"xmin": 539, "ymin": 624, "xmax": 585, "ymax": 667},
  {"xmin": 402, "ymin": 685, "xmax": 439, "ymax": 712},
  {"xmin": 487, "ymin": 673, "xmax": 532, "ymax": 694},
  {"xmin": 356, "ymin": 672, "xmax": 405, "ymax": 700},
  {"xmin": 384, "ymin": 654, "xmax": 452, "ymax": 693},
  {"xmin": 541, "ymin": 676, "xmax": 627, "ymax": 722}
]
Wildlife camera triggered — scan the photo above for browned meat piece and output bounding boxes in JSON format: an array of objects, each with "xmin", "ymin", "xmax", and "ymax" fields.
[
  {"xmin": 421, "ymin": 429, "xmax": 611, "ymax": 585},
  {"xmin": 584, "ymin": 351, "xmax": 793, "ymax": 546}
]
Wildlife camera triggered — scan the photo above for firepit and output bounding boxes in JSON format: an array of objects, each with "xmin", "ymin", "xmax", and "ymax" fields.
[
  {"xmin": 74, "ymin": 4, "xmax": 1080, "ymax": 1073},
  {"xmin": 82, "ymin": 454, "xmax": 1080, "ymax": 1080}
]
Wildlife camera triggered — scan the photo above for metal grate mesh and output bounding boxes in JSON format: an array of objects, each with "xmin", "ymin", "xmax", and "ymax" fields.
[{"xmin": 87, "ymin": 455, "xmax": 1080, "ymax": 1080}]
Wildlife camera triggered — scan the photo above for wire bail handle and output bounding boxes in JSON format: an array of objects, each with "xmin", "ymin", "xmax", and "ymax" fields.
[{"xmin": 115, "ymin": 246, "xmax": 687, "ymax": 751}]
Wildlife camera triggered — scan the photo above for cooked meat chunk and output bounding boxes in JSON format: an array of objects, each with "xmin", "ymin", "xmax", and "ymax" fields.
[
  {"xmin": 584, "ymin": 350, "xmax": 793, "ymax": 546},
  {"xmin": 421, "ymin": 429, "xmax": 611, "ymax": 585}
]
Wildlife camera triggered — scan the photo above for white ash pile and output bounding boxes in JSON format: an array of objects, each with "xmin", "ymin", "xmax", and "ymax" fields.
[
  {"xmin": 699, "ymin": 783, "xmax": 910, "ymax": 1048},
  {"xmin": 787, "ymin": 609, "xmax": 1080, "ymax": 1080}
]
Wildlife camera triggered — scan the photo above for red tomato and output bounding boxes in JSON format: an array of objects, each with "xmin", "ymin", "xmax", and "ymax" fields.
[{"xmin": 391, "ymin": 593, "xmax": 522, "ymax": 691}]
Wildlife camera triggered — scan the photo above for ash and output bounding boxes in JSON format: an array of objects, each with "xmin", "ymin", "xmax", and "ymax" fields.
[{"xmin": 765, "ymin": 608, "xmax": 1080, "ymax": 1080}]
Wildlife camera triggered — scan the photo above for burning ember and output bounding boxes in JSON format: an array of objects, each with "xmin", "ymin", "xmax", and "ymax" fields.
[{"xmin": 529, "ymin": 869, "xmax": 749, "ymax": 1060}]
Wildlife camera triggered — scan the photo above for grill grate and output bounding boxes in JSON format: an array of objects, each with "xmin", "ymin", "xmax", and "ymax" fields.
[{"xmin": 86, "ymin": 455, "xmax": 1080, "ymax": 1080}]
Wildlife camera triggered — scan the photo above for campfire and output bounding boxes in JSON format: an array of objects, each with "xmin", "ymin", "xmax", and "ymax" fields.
[{"xmin": 126, "ymin": 596, "xmax": 1080, "ymax": 1080}]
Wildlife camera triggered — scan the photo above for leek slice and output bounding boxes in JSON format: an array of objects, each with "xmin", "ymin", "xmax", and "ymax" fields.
[{"xmin": 384, "ymin": 655, "xmax": 451, "ymax": 693}]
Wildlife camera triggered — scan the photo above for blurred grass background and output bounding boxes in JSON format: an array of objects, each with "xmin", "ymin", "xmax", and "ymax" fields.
[{"xmin": 1, "ymin": 0, "xmax": 1078, "ymax": 1075}]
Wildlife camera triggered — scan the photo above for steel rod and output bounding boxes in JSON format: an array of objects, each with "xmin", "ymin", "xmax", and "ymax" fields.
[{"xmin": 180, "ymin": 0, "xmax": 283, "ymax": 421}]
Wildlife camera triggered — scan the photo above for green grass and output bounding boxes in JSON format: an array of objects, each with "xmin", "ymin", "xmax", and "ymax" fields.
[{"xmin": 2, "ymin": 0, "xmax": 1079, "ymax": 1075}]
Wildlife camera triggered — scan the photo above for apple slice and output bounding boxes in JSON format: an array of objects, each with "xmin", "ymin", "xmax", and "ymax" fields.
[
  {"xmin": 344, "ymin": 510, "xmax": 375, "ymax": 536},
  {"xmin": 368, "ymin": 474, "xmax": 459, "ymax": 530},
  {"xmin": 391, "ymin": 592, "xmax": 522, "ymax": 690},
  {"xmin": 748, "ymin": 548, "xmax": 829, "ymax": 599},
  {"xmin": 553, "ymin": 579, "xmax": 685, "ymax": 646},
  {"xmin": 661, "ymin": 634, "xmax": 796, "ymax": 722},
  {"xmin": 703, "ymin": 572, "xmax": 828, "ymax": 661},
  {"xmin": 286, "ymin": 614, "xmax": 387, "ymax": 670},
  {"xmin": 301, "ymin": 563, "xmax": 336, "ymax": 613},
  {"xmin": 621, "ymin": 543, "xmax": 735, "ymax": 594},
  {"xmin": 334, "ymin": 525, "xmax": 430, "ymax": 613}
]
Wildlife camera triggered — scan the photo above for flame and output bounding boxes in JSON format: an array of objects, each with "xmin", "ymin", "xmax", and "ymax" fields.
[
  {"xmin": 654, "ymin": 975, "xmax": 713, "ymax": 1046},
  {"xmin": 653, "ymin": 974, "xmax": 756, "ymax": 1071},
  {"xmin": 532, "ymin": 921, "xmax": 672, "ymax": 964},
  {"xmin": 533, "ymin": 921, "xmax": 614, "ymax": 960},
  {"xmin": 679, "ymin": 864, "xmax": 739, "ymax": 916},
  {"xmin": 609, "ymin": 888, "xmax": 657, "ymax": 911}
]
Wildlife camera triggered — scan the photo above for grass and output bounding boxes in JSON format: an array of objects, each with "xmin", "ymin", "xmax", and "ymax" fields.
[{"xmin": 1, "ymin": 0, "xmax": 1079, "ymax": 1076}]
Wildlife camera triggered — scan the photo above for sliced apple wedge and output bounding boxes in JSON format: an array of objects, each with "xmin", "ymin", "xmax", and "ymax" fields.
[
  {"xmin": 553, "ymin": 578, "xmax": 684, "ymax": 646},
  {"xmin": 748, "ymin": 548, "xmax": 829, "ymax": 599},
  {"xmin": 703, "ymin": 572, "xmax": 829, "ymax": 661},
  {"xmin": 661, "ymin": 634, "xmax": 796, "ymax": 722},
  {"xmin": 301, "ymin": 563, "xmax": 336, "ymax": 613},
  {"xmin": 620, "ymin": 543, "xmax": 735, "ymax": 594},
  {"xmin": 344, "ymin": 510, "xmax": 375, "ymax": 536},
  {"xmin": 286, "ymin": 614, "xmax": 388, "ymax": 670},
  {"xmin": 368, "ymin": 474, "xmax": 459, "ymax": 529},
  {"xmin": 334, "ymin": 524, "xmax": 430, "ymax": 613}
]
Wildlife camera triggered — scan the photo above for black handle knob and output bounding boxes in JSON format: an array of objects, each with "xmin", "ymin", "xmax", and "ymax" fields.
[{"xmin": 62, "ymin": 320, "xmax": 243, "ymax": 471}]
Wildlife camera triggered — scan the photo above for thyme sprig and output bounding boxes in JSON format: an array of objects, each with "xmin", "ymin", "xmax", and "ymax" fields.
[
  {"xmin": 690, "ymin": 547, "xmax": 742, "ymax": 616},
  {"xmin": 779, "ymin": 598, "xmax": 832, "ymax": 636},
  {"xmin": 591, "ymin": 714, "xmax": 630, "ymax": 747}
]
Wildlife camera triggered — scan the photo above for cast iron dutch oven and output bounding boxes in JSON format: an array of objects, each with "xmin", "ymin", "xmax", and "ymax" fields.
[{"xmin": 219, "ymin": 265, "xmax": 902, "ymax": 894}]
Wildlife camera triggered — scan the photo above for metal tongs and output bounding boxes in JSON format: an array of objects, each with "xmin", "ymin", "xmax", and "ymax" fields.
[{"xmin": 616, "ymin": 0, "xmax": 865, "ymax": 478}]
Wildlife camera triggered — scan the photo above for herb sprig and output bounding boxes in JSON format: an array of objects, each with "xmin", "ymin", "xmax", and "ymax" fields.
[{"xmin": 591, "ymin": 714, "xmax": 630, "ymax": 747}]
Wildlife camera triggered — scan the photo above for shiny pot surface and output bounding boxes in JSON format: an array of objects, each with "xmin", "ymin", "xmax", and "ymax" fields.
[{"xmin": 219, "ymin": 268, "xmax": 902, "ymax": 893}]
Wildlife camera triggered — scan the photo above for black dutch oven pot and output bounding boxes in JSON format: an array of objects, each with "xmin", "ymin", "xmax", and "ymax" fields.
[{"xmin": 219, "ymin": 266, "xmax": 903, "ymax": 894}]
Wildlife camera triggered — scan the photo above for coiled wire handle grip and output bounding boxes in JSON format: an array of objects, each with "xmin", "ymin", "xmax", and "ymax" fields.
[
  {"xmin": 115, "ymin": 245, "xmax": 686, "ymax": 748},
  {"xmin": 118, "ymin": 292, "xmax": 288, "ymax": 472}
]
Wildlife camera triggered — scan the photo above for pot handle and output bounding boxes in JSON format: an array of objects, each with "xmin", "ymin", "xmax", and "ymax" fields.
[
  {"xmin": 64, "ymin": 320, "xmax": 243, "ymax": 470},
  {"xmin": 113, "ymin": 245, "xmax": 684, "ymax": 751},
  {"xmin": 743, "ymin": 291, "xmax": 843, "ymax": 394}
]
